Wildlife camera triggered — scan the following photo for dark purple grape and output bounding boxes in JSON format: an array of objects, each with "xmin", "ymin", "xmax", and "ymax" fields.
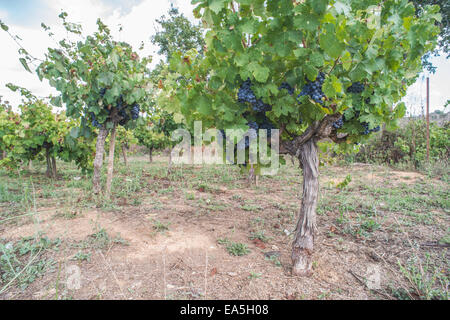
[
  {"xmin": 238, "ymin": 79, "xmax": 257, "ymax": 104},
  {"xmin": 279, "ymin": 82, "xmax": 294, "ymax": 95},
  {"xmin": 332, "ymin": 117, "xmax": 344, "ymax": 129},
  {"xmin": 297, "ymin": 72, "xmax": 326, "ymax": 105},
  {"xmin": 347, "ymin": 82, "xmax": 365, "ymax": 94}
]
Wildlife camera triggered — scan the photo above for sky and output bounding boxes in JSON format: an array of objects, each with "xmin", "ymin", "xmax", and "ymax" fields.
[
  {"xmin": 0, "ymin": 0, "xmax": 448, "ymax": 116},
  {"xmin": 0, "ymin": 0, "xmax": 195, "ymax": 106}
]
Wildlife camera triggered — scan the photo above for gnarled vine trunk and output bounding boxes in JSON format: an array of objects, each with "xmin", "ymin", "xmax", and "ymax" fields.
[
  {"xmin": 44, "ymin": 146, "xmax": 57, "ymax": 178},
  {"xmin": 292, "ymin": 138, "xmax": 319, "ymax": 276},
  {"xmin": 122, "ymin": 144, "xmax": 128, "ymax": 167},
  {"xmin": 247, "ymin": 164, "xmax": 258, "ymax": 186},
  {"xmin": 106, "ymin": 124, "xmax": 117, "ymax": 197},
  {"xmin": 93, "ymin": 127, "xmax": 109, "ymax": 194},
  {"xmin": 51, "ymin": 156, "xmax": 57, "ymax": 178},
  {"xmin": 149, "ymin": 147, "xmax": 153, "ymax": 163},
  {"xmin": 45, "ymin": 147, "xmax": 53, "ymax": 178},
  {"xmin": 168, "ymin": 146, "xmax": 173, "ymax": 173}
]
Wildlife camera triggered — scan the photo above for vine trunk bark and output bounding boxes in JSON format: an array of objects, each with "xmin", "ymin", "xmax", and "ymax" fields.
[
  {"xmin": 45, "ymin": 147, "xmax": 53, "ymax": 178},
  {"xmin": 292, "ymin": 138, "xmax": 319, "ymax": 276},
  {"xmin": 51, "ymin": 156, "xmax": 57, "ymax": 178},
  {"xmin": 149, "ymin": 147, "xmax": 153, "ymax": 163},
  {"xmin": 122, "ymin": 144, "xmax": 128, "ymax": 167},
  {"xmin": 44, "ymin": 146, "xmax": 57, "ymax": 179},
  {"xmin": 168, "ymin": 146, "xmax": 173, "ymax": 173},
  {"xmin": 106, "ymin": 124, "xmax": 117, "ymax": 197},
  {"xmin": 93, "ymin": 127, "xmax": 109, "ymax": 194}
]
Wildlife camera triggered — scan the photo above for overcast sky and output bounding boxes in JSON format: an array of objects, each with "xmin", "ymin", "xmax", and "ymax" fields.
[{"xmin": 0, "ymin": 0, "xmax": 448, "ymax": 115}]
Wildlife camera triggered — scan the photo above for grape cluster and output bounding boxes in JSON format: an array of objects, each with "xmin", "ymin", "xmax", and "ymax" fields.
[
  {"xmin": 236, "ymin": 79, "xmax": 277, "ymax": 137},
  {"xmin": 90, "ymin": 89, "xmax": 141, "ymax": 128},
  {"xmin": 238, "ymin": 79, "xmax": 272, "ymax": 113},
  {"xmin": 27, "ymin": 147, "xmax": 41, "ymax": 157},
  {"xmin": 347, "ymin": 82, "xmax": 365, "ymax": 94},
  {"xmin": 259, "ymin": 118, "xmax": 276, "ymax": 140},
  {"xmin": 247, "ymin": 121, "xmax": 259, "ymax": 131},
  {"xmin": 332, "ymin": 117, "xmax": 344, "ymax": 129},
  {"xmin": 227, "ymin": 79, "xmax": 280, "ymax": 162},
  {"xmin": 118, "ymin": 108, "xmax": 129, "ymax": 126},
  {"xmin": 252, "ymin": 99, "xmax": 272, "ymax": 113},
  {"xmin": 279, "ymin": 82, "xmax": 294, "ymax": 95},
  {"xmin": 238, "ymin": 79, "xmax": 257, "ymax": 104},
  {"xmin": 297, "ymin": 72, "xmax": 326, "ymax": 104},
  {"xmin": 361, "ymin": 122, "xmax": 381, "ymax": 135},
  {"xmin": 90, "ymin": 112, "xmax": 102, "ymax": 128},
  {"xmin": 131, "ymin": 104, "xmax": 140, "ymax": 120},
  {"xmin": 337, "ymin": 111, "xmax": 380, "ymax": 135}
]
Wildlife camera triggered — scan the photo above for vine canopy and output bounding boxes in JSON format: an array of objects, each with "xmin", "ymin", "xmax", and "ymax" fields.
[{"xmin": 158, "ymin": 0, "xmax": 440, "ymax": 150}]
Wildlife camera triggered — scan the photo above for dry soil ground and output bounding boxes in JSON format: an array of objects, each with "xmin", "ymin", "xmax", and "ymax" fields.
[{"xmin": 0, "ymin": 155, "xmax": 448, "ymax": 300}]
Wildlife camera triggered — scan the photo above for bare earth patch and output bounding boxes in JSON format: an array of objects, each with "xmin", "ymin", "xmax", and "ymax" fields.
[{"xmin": 0, "ymin": 158, "xmax": 448, "ymax": 300}]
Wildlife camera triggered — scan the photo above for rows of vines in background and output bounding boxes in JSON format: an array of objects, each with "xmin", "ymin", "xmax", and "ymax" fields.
[
  {"xmin": 134, "ymin": 117, "xmax": 168, "ymax": 164},
  {"xmin": 0, "ymin": 85, "xmax": 95, "ymax": 177},
  {"xmin": 149, "ymin": 5, "xmax": 206, "ymax": 172},
  {"xmin": 355, "ymin": 119, "xmax": 449, "ymax": 168},
  {"xmin": 0, "ymin": 5, "xmax": 203, "ymax": 187},
  {"xmin": 108, "ymin": 127, "xmax": 138, "ymax": 167}
]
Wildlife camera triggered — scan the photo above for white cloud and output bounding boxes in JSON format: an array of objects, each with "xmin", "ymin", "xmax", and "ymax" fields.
[
  {"xmin": 403, "ymin": 54, "xmax": 450, "ymax": 116},
  {"xmin": 1, "ymin": 0, "xmax": 448, "ymax": 117},
  {"xmin": 0, "ymin": 9, "xmax": 8, "ymax": 20},
  {"xmin": 0, "ymin": 0, "xmax": 197, "ymax": 106}
]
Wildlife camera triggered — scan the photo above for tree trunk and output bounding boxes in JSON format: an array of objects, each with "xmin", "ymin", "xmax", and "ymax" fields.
[
  {"xmin": 122, "ymin": 144, "xmax": 128, "ymax": 167},
  {"xmin": 45, "ymin": 147, "xmax": 52, "ymax": 178},
  {"xmin": 0, "ymin": 150, "xmax": 4, "ymax": 160},
  {"xmin": 292, "ymin": 138, "xmax": 319, "ymax": 276},
  {"xmin": 93, "ymin": 127, "xmax": 109, "ymax": 194},
  {"xmin": 168, "ymin": 147, "xmax": 173, "ymax": 173},
  {"xmin": 51, "ymin": 156, "xmax": 57, "ymax": 178},
  {"xmin": 105, "ymin": 124, "xmax": 117, "ymax": 197},
  {"xmin": 248, "ymin": 164, "xmax": 257, "ymax": 186},
  {"xmin": 149, "ymin": 147, "xmax": 153, "ymax": 163},
  {"xmin": 28, "ymin": 160, "xmax": 32, "ymax": 170}
]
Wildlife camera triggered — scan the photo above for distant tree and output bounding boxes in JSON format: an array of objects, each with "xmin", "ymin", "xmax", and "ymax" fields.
[
  {"xmin": 134, "ymin": 117, "xmax": 168, "ymax": 163},
  {"xmin": 151, "ymin": 5, "xmax": 205, "ymax": 62},
  {"xmin": 411, "ymin": 0, "xmax": 449, "ymax": 71},
  {"xmin": 150, "ymin": 7, "xmax": 204, "ymax": 170},
  {"xmin": 1, "ymin": 84, "xmax": 95, "ymax": 176},
  {"xmin": 114, "ymin": 126, "xmax": 138, "ymax": 167}
]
